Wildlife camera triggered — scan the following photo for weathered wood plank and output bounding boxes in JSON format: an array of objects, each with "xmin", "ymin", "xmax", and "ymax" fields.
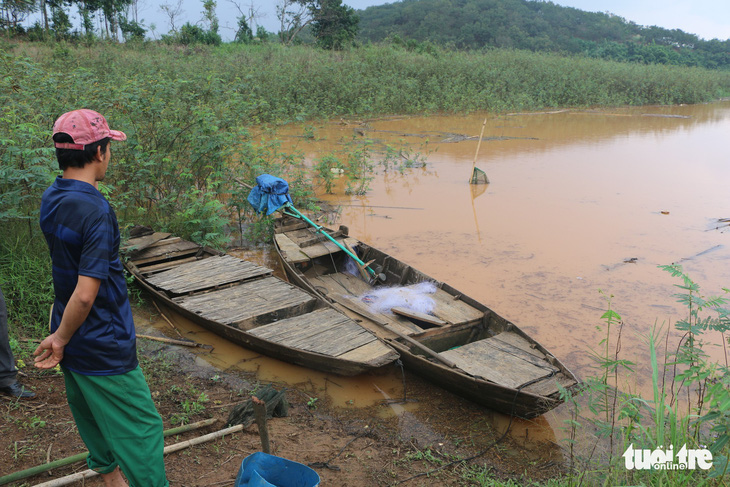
[
  {"xmin": 275, "ymin": 221, "xmax": 309, "ymax": 232},
  {"xmin": 146, "ymin": 255, "xmax": 272, "ymax": 294},
  {"xmin": 249, "ymin": 308, "xmax": 351, "ymax": 341},
  {"xmin": 310, "ymin": 274, "xmax": 425, "ymax": 335},
  {"xmin": 300, "ymin": 237, "xmax": 361, "ymax": 260},
  {"xmin": 310, "ymin": 272, "xmax": 481, "ymax": 328},
  {"xmin": 491, "ymin": 331, "xmax": 544, "ymax": 359},
  {"xmin": 310, "ymin": 273, "xmax": 371, "ymax": 296},
  {"xmin": 430, "ymin": 288, "xmax": 484, "ymax": 326},
  {"xmin": 521, "ymin": 373, "xmax": 577, "ymax": 397},
  {"xmin": 173, "ymin": 277, "xmax": 315, "ymax": 327},
  {"xmin": 148, "ymin": 236, "xmax": 182, "ymax": 248},
  {"xmin": 482, "ymin": 336, "xmax": 558, "ymax": 370},
  {"xmin": 285, "ymin": 228, "xmax": 318, "ymax": 244},
  {"xmin": 299, "ymin": 230, "xmax": 344, "ymax": 248},
  {"xmin": 338, "ymin": 340, "xmax": 398, "ymax": 363},
  {"xmin": 249, "ymin": 308, "xmax": 377, "ymax": 356},
  {"xmin": 122, "ymin": 232, "xmax": 172, "ymax": 254},
  {"xmin": 130, "ymin": 240, "xmax": 201, "ymax": 261},
  {"xmin": 132, "ymin": 248, "xmax": 201, "ymax": 266},
  {"xmin": 439, "ymin": 338, "xmax": 557, "ymax": 389},
  {"xmin": 139, "ymin": 256, "xmax": 200, "ymax": 275},
  {"xmin": 274, "ymin": 234, "xmax": 310, "ymax": 264},
  {"xmin": 392, "ymin": 307, "xmax": 447, "ymax": 326}
]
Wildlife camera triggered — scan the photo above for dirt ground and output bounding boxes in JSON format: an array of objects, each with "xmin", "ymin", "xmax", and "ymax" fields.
[{"xmin": 1, "ymin": 305, "xmax": 567, "ymax": 487}]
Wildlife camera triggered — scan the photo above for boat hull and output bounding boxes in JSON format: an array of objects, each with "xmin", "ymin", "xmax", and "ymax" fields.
[
  {"xmin": 273, "ymin": 217, "xmax": 580, "ymax": 418},
  {"xmin": 123, "ymin": 230, "xmax": 398, "ymax": 377}
]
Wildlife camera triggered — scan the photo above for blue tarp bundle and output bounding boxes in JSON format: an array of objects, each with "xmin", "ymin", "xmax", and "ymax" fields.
[
  {"xmin": 234, "ymin": 452, "xmax": 320, "ymax": 487},
  {"xmin": 247, "ymin": 174, "xmax": 293, "ymax": 216}
]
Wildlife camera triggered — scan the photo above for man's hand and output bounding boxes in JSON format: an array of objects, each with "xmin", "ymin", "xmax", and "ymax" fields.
[
  {"xmin": 34, "ymin": 332, "xmax": 69, "ymax": 369},
  {"xmin": 35, "ymin": 275, "xmax": 100, "ymax": 369}
]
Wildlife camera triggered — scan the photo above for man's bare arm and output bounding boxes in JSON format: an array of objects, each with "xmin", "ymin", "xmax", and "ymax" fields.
[{"xmin": 34, "ymin": 275, "xmax": 101, "ymax": 369}]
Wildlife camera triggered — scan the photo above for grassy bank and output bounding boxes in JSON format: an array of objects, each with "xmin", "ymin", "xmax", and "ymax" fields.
[
  {"xmin": 6, "ymin": 41, "xmax": 730, "ymax": 119},
  {"xmin": 3, "ymin": 41, "xmax": 729, "ymax": 244}
]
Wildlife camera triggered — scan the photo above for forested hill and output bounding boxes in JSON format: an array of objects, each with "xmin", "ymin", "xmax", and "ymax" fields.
[{"xmin": 355, "ymin": 0, "xmax": 730, "ymax": 69}]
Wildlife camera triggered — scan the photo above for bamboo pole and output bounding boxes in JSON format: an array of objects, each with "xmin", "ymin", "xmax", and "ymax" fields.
[
  {"xmin": 471, "ymin": 118, "xmax": 487, "ymax": 173},
  {"xmin": 137, "ymin": 334, "xmax": 203, "ymax": 348},
  {"xmin": 152, "ymin": 299, "xmax": 185, "ymax": 339},
  {"xmin": 0, "ymin": 419, "xmax": 218, "ymax": 486},
  {"xmin": 29, "ymin": 424, "xmax": 244, "ymax": 487}
]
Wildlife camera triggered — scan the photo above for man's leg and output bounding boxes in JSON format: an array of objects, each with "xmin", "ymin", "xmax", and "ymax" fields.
[
  {"xmin": 0, "ymin": 286, "xmax": 18, "ymax": 387},
  {"xmin": 0, "ymin": 286, "xmax": 34, "ymax": 398},
  {"xmin": 101, "ymin": 467, "xmax": 128, "ymax": 487},
  {"xmin": 66, "ymin": 366, "xmax": 168, "ymax": 487},
  {"xmin": 63, "ymin": 367, "xmax": 121, "ymax": 476}
]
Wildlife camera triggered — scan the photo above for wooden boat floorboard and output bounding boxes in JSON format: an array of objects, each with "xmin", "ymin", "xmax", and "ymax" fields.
[
  {"xmin": 521, "ymin": 373, "xmax": 576, "ymax": 397},
  {"xmin": 440, "ymin": 337, "xmax": 559, "ymax": 389},
  {"xmin": 172, "ymin": 276, "xmax": 315, "ymax": 327},
  {"xmin": 281, "ymin": 228, "xmax": 361, "ymax": 260},
  {"xmin": 121, "ymin": 232, "xmax": 171, "ymax": 253},
  {"xmin": 249, "ymin": 308, "xmax": 381, "ymax": 358},
  {"xmin": 274, "ymin": 234, "xmax": 310, "ymax": 264},
  {"xmin": 130, "ymin": 240, "xmax": 200, "ymax": 262},
  {"xmin": 146, "ymin": 255, "xmax": 272, "ymax": 294}
]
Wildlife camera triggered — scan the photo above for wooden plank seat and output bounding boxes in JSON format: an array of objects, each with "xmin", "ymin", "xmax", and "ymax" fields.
[
  {"xmin": 129, "ymin": 239, "xmax": 202, "ymax": 265},
  {"xmin": 146, "ymin": 255, "xmax": 272, "ymax": 295},
  {"xmin": 173, "ymin": 276, "xmax": 316, "ymax": 329},
  {"xmin": 121, "ymin": 232, "xmax": 172, "ymax": 254},
  {"xmin": 274, "ymin": 234, "xmax": 310, "ymax": 264},
  {"xmin": 275, "ymin": 231, "xmax": 360, "ymax": 261},
  {"xmin": 439, "ymin": 333, "xmax": 560, "ymax": 390},
  {"xmin": 249, "ymin": 308, "xmax": 391, "ymax": 360}
]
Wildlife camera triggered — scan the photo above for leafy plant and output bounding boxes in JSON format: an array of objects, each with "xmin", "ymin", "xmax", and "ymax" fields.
[{"xmin": 559, "ymin": 266, "xmax": 730, "ymax": 486}]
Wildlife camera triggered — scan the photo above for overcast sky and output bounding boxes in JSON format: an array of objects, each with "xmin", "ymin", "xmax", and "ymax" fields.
[
  {"xmin": 27, "ymin": 0, "xmax": 730, "ymax": 42},
  {"xmin": 151, "ymin": 0, "xmax": 730, "ymax": 42}
]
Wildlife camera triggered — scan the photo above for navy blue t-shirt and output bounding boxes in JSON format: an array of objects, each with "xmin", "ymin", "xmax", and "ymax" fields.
[{"xmin": 40, "ymin": 176, "xmax": 137, "ymax": 375}]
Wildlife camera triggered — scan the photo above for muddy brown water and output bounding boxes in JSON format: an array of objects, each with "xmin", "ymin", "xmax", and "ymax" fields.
[
  {"xmin": 281, "ymin": 103, "xmax": 730, "ymax": 378},
  {"xmin": 146, "ymin": 102, "xmax": 730, "ymax": 462}
]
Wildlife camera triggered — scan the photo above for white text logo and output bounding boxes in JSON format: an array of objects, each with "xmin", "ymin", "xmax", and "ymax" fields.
[{"xmin": 623, "ymin": 444, "xmax": 713, "ymax": 470}]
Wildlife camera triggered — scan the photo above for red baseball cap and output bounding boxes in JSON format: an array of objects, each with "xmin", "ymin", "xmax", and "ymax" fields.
[{"xmin": 53, "ymin": 109, "xmax": 127, "ymax": 150}]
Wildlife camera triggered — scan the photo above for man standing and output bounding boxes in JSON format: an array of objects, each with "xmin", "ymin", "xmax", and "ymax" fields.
[
  {"xmin": 0, "ymin": 285, "xmax": 36, "ymax": 398},
  {"xmin": 35, "ymin": 109, "xmax": 168, "ymax": 487}
]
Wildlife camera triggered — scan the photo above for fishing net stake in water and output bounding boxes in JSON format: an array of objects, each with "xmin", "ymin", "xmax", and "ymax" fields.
[{"xmin": 470, "ymin": 118, "xmax": 491, "ymax": 185}]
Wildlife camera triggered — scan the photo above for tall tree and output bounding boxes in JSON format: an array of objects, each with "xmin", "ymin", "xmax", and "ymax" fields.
[{"xmin": 310, "ymin": 0, "xmax": 358, "ymax": 50}]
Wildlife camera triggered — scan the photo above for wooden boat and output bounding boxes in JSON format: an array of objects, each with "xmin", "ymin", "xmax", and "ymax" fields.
[
  {"xmin": 273, "ymin": 217, "xmax": 580, "ymax": 418},
  {"xmin": 122, "ymin": 229, "xmax": 399, "ymax": 376}
]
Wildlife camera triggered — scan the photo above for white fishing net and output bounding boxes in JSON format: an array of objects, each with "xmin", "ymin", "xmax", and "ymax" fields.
[{"xmin": 359, "ymin": 281, "xmax": 437, "ymax": 315}]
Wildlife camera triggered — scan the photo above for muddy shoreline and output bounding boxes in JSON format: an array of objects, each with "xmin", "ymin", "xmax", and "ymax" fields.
[{"xmin": 1, "ymin": 301, "xmax": 566, "ymax": 486}]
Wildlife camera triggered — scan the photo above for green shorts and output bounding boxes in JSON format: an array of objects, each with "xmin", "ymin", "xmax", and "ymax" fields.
[{"xmin": 62, "ymin": 365, "xmax": 168, "ymax": 487}]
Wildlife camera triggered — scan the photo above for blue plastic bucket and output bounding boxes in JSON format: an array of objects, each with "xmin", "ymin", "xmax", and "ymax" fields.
[{"xmin": 234, "ymin": 452, "xmax": 320, "ymax": 487}]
